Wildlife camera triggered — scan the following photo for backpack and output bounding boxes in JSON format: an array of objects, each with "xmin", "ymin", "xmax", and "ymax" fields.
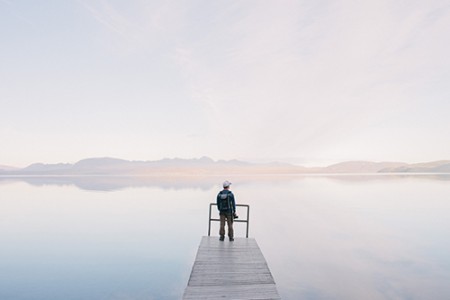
[{"xmin": 218, "ymin": 191, "xmax": 231, "ymax": 212}]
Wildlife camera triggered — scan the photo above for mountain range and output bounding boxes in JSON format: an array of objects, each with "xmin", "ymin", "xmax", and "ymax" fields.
[{"xmin": 1, "ymin": 157, "xmax": 450, "ymax": 175}]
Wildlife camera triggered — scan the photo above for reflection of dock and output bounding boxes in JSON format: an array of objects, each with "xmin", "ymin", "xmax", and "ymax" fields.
[{"xmin": 183, "ymin": 236, "xmax": 281, "ymax": 299}]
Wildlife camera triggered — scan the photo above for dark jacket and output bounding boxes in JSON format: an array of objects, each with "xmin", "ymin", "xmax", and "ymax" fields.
[{"xmin": 216, "ymin": 189, "xmax": 236, "ymax": 214}]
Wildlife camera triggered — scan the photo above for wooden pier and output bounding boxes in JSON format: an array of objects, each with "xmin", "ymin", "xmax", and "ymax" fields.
[{"xmin": 183, "ymin": 236, "xmax": 281, "ymax": 300}]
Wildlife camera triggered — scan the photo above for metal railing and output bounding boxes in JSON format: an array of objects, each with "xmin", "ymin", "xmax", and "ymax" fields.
[{"xmin": 208, "ymin": 203, "xmax": 250, "ymax": 238}]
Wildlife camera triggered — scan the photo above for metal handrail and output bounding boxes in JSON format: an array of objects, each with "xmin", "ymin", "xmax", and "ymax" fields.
[{"xmin": 208, "ymin": 203, "xmax": 250, "ymax": 238}]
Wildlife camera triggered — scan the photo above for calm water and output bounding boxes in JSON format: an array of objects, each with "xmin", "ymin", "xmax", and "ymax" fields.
[{"xmin": 1, "ymin": 175, "xmax": 450, "ymax": 300}]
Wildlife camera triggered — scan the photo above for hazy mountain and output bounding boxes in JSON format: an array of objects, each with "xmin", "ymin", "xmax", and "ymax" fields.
[
  {"xmin": 432, "ymin": 163, "xmax": 450, "ymax": 172},
  {"xmin": 1, "ymin": 157, "xmax": 305, "ymax": 175},
  {"xmin": 379, "ymin": 160, "xmax": 450, "ymax": 173},
  {"xmin": 1, "ymin": 158, "xmax": 449, "ymax": 175},
  {"xmin": 22, "ymin": 163, "xmax": 72, "ymax": 173},
  {"xmin": 0, "ymin": 164, "xmax": 19, "ymax": 171},
  {"xmin": 325, "ymin": 161, "xmax": 407, "ymax": 173}
]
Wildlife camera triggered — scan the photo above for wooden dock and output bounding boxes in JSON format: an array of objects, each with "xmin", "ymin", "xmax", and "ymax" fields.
[{"xmin": 183, "ymin": 236, "xmax": 281, "ymax": 300}]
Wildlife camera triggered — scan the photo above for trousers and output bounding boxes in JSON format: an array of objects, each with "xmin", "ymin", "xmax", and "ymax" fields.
[{"xmin": 219, "ymin": 212, "xmax": 234, "ymax": 238}]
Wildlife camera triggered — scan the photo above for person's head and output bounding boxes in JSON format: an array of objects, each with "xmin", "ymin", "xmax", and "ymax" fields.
[{"xmin": 223, "ymin": 180, "xmax": 232, "ymax": 189}]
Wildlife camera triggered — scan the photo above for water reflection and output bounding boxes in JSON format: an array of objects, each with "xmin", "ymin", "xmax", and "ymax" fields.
[
  {"xmin": 0, "ymin": 175, "xmax": 449, "ymax": 299},
  {"xmin": 1, "ymin": 174, "xmax": 449, "ymax": 191}
]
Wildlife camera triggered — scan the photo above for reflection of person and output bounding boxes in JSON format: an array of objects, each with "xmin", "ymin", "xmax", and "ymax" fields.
[{"xmin": 217, "ymin": 180, "xmax": 236, "ymax": 241}]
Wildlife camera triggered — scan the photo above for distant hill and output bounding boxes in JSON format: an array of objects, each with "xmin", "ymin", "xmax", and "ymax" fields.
[
  {"xmin": 0, "ymin": 157, "xmax": 306, "ymax": 175},
  {"xmin": 324, "ymin": 161, "xmax": 407, "ymax": 173},
  {"xmin": 0, "ymin": 164, "xmax": 19, "ymax": 171},
  {"xmin": 379, "ymin": 160, "xmax": 450, "ymax": 173},
  {"xmin": 1, "ymin": 158, "xmax": 449, "ymax": 175}
]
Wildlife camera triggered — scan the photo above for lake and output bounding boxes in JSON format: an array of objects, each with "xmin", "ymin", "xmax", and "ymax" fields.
[{"xmin": 1, "ymin": 174, "xmax": 450, "ymax": 299}]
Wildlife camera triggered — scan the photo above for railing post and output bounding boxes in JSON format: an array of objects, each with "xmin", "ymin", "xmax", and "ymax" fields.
[
  {"xmin": 208, "ymin": 203, "xmax": 212, "ymax": 236},
  {"xmin": 246, "ymin": 205, "xmax": 250, "ymax": 238}
]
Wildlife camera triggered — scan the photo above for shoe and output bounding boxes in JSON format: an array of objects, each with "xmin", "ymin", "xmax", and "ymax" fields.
[
  {"xmin": 219, "ymin": 236, "xmax": 225, "ymax": 241},
  {"xmin": 229, "ymin": 237, "xmax": 234, "ymax": 242}
]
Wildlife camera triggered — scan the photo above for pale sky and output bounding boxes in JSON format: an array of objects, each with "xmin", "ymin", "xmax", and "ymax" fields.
[{"xmin": 1, "ymin": 0, "xmax": 450, "ymax": 167}]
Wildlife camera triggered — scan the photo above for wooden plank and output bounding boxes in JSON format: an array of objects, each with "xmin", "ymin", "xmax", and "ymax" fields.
[{"xmin": 183, "ymin": 236, "xmax": 281, "ymax": 300}]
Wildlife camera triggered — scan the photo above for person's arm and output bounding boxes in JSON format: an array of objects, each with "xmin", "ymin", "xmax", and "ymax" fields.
[
  {"xmin": 231, "ymin": 193, "xmax": 236, "ymax": 213},
  {"xmin": 216, "ymin": 193, "xmax": 220, "ymax": 211}
]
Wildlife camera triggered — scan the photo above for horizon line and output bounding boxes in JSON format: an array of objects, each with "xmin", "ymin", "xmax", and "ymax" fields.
[{"xmin": 2, "ymin": 156, "xmax": 450, "ymax": 170}]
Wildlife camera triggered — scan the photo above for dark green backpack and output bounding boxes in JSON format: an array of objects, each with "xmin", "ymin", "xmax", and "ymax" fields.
[{"xmin": 218, "ymin": 191, "xmax": 230, "ymax": 212}]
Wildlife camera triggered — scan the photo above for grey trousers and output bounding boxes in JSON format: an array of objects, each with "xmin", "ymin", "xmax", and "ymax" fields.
[{"xmin": 219, "ymin": 213, "xmax": 234, "ymax": 238}]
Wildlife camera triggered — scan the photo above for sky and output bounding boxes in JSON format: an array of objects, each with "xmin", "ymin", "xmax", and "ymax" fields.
[{"xmin": 1, "ymin": 0, "xmax": 450, "ymax": 168}]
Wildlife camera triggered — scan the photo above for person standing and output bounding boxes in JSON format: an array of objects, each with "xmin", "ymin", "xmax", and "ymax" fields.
[{"xmin": 217, "ymin": 180, "xmax": 236, "ymax": 241}]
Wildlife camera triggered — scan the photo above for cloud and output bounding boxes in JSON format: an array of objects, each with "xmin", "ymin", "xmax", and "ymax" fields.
[
  {"xmin": 3, "ymin": 0, "xmax": 449, "ymax": 165},
  {"xmin": 76, "ymin": 0, "xmax": 188, "ymax": 55},
  {"xmin": 167, "ymin": 0, "xmax": 450, "ymax": 162},
  {"xmin": 77, "ymin": 1, "xmax": 125, "ymax": 36},
  {"xmin": 1, "ymin": 0, "xmax": 34, "ymax": 25}
]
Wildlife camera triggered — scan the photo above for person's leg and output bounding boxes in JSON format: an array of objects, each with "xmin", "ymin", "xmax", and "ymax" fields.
[
  {"xmin": 219, "ymin": 213, "xmax": 226, "ymax": 240},
  {"xmin": 226, "ymin": 214, "xmax": 234, "ymax": 240}
]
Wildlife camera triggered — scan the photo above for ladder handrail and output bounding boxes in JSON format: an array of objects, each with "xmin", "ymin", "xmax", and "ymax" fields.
[{"xmin": 208, "ymin": 203, "xmax": 250, "ymax": 238}]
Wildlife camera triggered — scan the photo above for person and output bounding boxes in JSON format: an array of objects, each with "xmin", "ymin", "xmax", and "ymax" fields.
[{"xmin": 217, "ymin": 180, "xmax": 236, "ymax": 241}]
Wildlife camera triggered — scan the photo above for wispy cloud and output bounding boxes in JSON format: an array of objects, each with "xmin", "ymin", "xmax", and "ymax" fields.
[
  {"xmin": 167, "ymin": 0, "xmax": 450, "ymax": 162},
  {"xmin": 77, "ymin": 1, "xmax": 124, "ymax": 36},
  {"xmin": 1, "ymin": 0, "xmax": 34, "ymax": 25},
  {"xmin": 76, "ymin": 0, "xmax": 187, "ymax": 55},
  {"xmin": 77, "ymin": 0, "xmax": 148, "ymax": 50},
  {"xmin": 2, "ymin": 0, "xmax": 449, "ymax": 165}
]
